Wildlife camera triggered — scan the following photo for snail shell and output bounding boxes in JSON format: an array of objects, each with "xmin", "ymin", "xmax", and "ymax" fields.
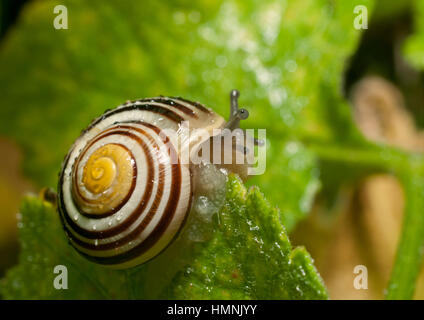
[{"xmin": 58, "ymin": 90, "xmax": 256, "ymax": 269}]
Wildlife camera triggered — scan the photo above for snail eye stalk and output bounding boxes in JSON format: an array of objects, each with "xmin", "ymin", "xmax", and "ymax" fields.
[
  {"xmin": 226, "ymin": 89, "xmax": 249, "ymax": 130},
  {"xmin": 226, "ymin": 89, "xmax": 263, "ymax": 147}
]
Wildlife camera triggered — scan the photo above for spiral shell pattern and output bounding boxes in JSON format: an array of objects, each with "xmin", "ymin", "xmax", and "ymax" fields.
[{"xmin": 58, "ymin": 97, "xmax": 225, "ymax": 269}]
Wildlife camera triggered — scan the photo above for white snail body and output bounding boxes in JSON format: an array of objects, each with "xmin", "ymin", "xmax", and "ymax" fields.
[{"xmin": 58, "ymin": 90, "xmax": 257, "ymax": 269}]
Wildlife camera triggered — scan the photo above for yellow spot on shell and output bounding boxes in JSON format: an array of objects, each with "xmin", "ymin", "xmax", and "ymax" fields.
[
  {"xmin": 83, "ymin": 156, "xmax": 116, "ymax": 194},
  {"xmin": 74, "ymin": 144, "xmax": 135, "ymax": 215}
]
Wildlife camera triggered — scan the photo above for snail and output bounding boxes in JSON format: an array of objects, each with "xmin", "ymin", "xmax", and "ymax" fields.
[{"xmin": 58, "ymin": 90, "xmax": 260, "ymax": 269}]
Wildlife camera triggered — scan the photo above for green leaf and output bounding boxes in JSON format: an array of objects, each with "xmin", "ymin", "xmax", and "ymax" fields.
[
  {"xmin": 0, "ymin": 175, "xmax": 327, "ymax": 300},
  {"xmin": 249, "ymin": 139, "xmax": 320, "ymax": 231}
]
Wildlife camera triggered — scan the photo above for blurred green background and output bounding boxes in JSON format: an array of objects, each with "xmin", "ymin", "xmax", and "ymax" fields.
[{"xmin": 1, "ymin": 0, "xmax": 424, "ymax": 299}]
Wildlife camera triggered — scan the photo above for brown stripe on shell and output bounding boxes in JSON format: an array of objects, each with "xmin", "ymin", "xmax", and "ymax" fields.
[
  {"xmin": 138, "ymin": 97, "xmax": 198, "ymax": 119},
  {"xmin": 85, "ymin": 102, "xmax": 184, "ymax": 133},
  {"xmin": 72, "ymin": 122, "xmax": 184, "ymax": 265},
  {"xmin": 69, "ymin": 162, "xmax": 165, "ymax": 251},
  {"xmin": 68, "ymin": 123, "xmax": 168, "ymax": 250},
  {"xmin": 59, "ymin": 130, "xmax": 155, "ymax": 240},
  {"xmin": 170, "ymin": 96, "xmax": 212, "ymax": 114}
]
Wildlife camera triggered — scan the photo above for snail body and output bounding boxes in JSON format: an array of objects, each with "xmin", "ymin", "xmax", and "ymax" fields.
[{"xmin": 58, "ymin": 90, "xmax": 256, "ymax": 269}]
